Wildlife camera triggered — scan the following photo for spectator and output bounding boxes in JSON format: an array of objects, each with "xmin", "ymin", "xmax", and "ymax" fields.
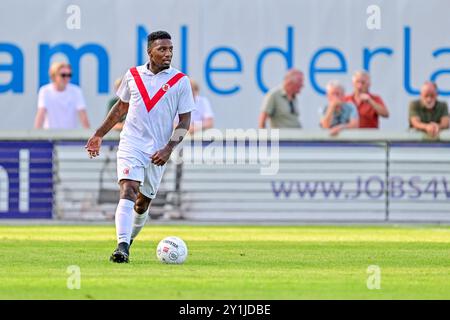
[
  {"xmin": 189, "ymin": 79, "xmax": 214, "ymax": 133},
  {"xmin": 409, "ymin": 81, "xmax": 449, "ymax": 137},
  {"xmin": 34, "ymin": 62, "xmax": 90, "ymax": 129},
  {"xmin": 320, "ymin": 81, "xmax": 359, "ymax": 136},
  {"xmin": 259, "ymin": 69, "xmax": 304, "ymax": 128},
  {"xmin": 345, "ymin": 70, "xmax": 389, "ymax": 128},
  {"xmin": 107, "ymin": 78, "xmax": 127, "ymax": 131}
]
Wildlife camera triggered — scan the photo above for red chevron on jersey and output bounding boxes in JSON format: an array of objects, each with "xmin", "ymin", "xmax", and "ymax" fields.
[{"xmin": 130, "ymin": 67, "xmax": 185, "ymax": 113}]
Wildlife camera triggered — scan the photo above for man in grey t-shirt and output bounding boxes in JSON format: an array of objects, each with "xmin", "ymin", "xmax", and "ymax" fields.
[{"xmin": 258, "ymin": 69, "xmax": 304, "ymax": 128}]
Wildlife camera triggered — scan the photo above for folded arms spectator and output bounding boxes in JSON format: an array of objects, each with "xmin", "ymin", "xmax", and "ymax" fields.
[
  {"xmin": 409, "ymin": 81, "xmax": 449, "ymax": 137},
  {"xmin": 320, "ymin": 80, "xmax": 359, "ymax": 136}
]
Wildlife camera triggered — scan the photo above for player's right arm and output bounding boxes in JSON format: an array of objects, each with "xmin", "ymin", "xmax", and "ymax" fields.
[
  {"xmin": 86, "ymin": 71, "xmax": 131, "ymax": 158},
  {"xmin": 85, "ymin": 99, "xmax": 129, "ymax": 158}
]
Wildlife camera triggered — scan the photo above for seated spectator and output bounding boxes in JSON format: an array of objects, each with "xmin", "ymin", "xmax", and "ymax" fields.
[
  {"xmin": 107, "ymin": 78, "xmax": 127, "ymax": 131},
  {"xmin": 189, "ymin": 79, "xmax": 214, "ymax": 133},
  {"xmin": 34, "ymin": 62, "xmax": 90, "ymax": 129},
  {"xmin": 259, "ymin": 69, "xmax": 304, "ymax": 128},
  {"xmin": 320, "ymin": 81, "xmax": 359, "ymax": 136},
  {"xmin": 409, "ymin": 81, "xmax": 449, "ymax": 137},
  {"xmin": 345, "ymin": 70, "xmax": 389, "ymax": 128}
]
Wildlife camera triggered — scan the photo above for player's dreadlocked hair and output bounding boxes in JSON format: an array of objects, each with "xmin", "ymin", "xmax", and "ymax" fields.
[{"xmin": 147, "ymin": 31, "xmax": 172, "ymax": 49}]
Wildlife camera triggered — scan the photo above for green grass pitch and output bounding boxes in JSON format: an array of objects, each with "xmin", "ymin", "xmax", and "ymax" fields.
[{"xmin": 1, "ymin": 225, "xmax": 449, "ymax": 299}]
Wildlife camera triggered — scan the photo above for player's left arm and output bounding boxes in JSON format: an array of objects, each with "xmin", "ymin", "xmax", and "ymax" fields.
[{"xmin": 151, "ymin": 112, "xmax": 191, "ymax": 166}]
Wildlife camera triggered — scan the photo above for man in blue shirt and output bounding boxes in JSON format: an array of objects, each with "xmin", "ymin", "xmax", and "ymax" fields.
[{"xmin": 320, "ymin": 80, "xmax": 359, "ymax": 136}]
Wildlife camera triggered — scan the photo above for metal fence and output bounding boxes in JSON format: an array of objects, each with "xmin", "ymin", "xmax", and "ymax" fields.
[{"xmin": 1, "ymin": 130, "xmax": 450, "ymax": 222}]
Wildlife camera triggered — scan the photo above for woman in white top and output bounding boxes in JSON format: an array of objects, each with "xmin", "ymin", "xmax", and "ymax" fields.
[
  {"xmin": 34, "ymin": 62, "xmax": 90, "ymax": 129},
  {"xmin": 189, "ymin": 79, "xmax": 214, "ymax": 133}
]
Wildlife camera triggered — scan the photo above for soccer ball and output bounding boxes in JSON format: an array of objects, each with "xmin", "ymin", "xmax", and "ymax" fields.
[{"xmin": 156, "ymin": 236, "xmax": 188, "ymax": 264}]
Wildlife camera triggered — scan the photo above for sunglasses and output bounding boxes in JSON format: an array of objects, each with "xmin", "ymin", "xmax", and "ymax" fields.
[{"xmin": 60, "ymin": 73, "xmax": 72, "ymax": 78}]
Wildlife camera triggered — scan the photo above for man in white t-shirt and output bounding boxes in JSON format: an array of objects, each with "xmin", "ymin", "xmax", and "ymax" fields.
[
  {"xmin": 34, "ymin": 62, "xmax": 90, "ymax": 129},
  {"xmin": 85, "ymin": 31, "xmax": 194, "ymax": 263},
  {"xmin": 189, "ymin": 79, "xmax": 214, "ymax": 133}
]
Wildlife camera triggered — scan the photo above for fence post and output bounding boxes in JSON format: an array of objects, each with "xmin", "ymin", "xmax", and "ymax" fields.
[{"xmin": 385, "ymin": 141, "xmax": 390, "ymax": 221}]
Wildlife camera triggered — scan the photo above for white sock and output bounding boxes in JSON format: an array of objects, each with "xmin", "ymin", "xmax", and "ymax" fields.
[
  {"xmin": 115, "ymin": 199, "xmax": 135, "ymax": 244},
  {"xmin": 131, "ymin": 209, "xmax": 148, "ymax": 241}
]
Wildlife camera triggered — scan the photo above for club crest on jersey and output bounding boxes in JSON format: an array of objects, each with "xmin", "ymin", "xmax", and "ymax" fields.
[
  {"xmin": 123, "ymin": 168, "xmax": 130, "ymax": 175},
  {"xmin": 162, "ymin": 83, "xmax": 171, "ymax": 92}
]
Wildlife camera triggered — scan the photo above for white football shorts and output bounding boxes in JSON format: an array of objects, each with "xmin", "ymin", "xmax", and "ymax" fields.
[{"xmin": 116, "ymin": 148, "xmax": 166, "ymax": 199}]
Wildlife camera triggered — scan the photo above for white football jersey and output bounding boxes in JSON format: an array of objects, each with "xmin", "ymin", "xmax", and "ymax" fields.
[{"xmin": 116, "ymin": 63, "xmax": 194, "ymax": 156}]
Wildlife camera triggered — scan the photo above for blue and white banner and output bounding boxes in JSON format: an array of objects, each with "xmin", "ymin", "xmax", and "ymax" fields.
[
  {"xmin": 0, "ymin": 142, "xmax": 53, "ymax": 219},
  {"xmin": 1, "ymin": 0, "xmax": 450, "ymax": 131}
]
